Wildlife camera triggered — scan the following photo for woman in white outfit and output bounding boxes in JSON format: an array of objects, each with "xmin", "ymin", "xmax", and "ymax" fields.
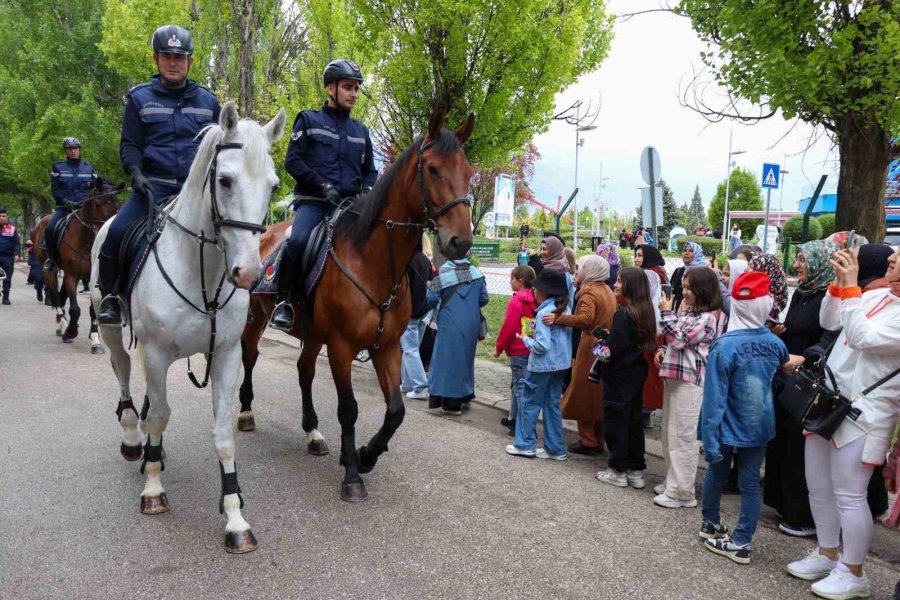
[{"xmin": 786, "ymin": 246, "xmax": 900, "ymax": 600}]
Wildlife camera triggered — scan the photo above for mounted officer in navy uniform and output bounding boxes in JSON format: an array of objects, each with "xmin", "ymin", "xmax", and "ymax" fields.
[
  {"xmin": 97, "ymin": 24, "xmax": 221, "ymax": 325},
  {"xmin": 270, "ymin": 59, "xmax": 378, "ymax": 331},
  {"xmin": 0, "ymin": 206, "xmax": 21, "ymax": 305},
  {"xmin": 44, "ymin": 137, "xmax": 98, "ymax": 269}
]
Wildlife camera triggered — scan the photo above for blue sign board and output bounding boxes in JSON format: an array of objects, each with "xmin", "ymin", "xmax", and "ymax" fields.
[{"xmin": 762, "ymin": 163, "xmax": 780, "ymax": 189}]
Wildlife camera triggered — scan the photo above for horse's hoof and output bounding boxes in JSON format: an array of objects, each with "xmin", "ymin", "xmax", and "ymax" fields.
[
  {"xmin": 62, "ymin": 330, "xmax": 78, "ymax": 343},
  {"xmin": 307, "ymin": 439, "xmax": 329, "ymax": 456},
  {"xmin": 237, "ymin": 412, "xmax": 255, "ymax": 432},
  {"xmin": 140, "ymin": 493, "xmax": 171, "ymax": 515},
  {"xmin": 91, "ymin": 344, "xmax": 105, "ymax": 355},
  {"xmin": 340, "ymin": 480, "xmax": 368, "ymax": 503},
  {"xmin": 120, "ymin": 442, "xmax": 143, "ymax": 462},
  {"xmin": 55, "ymin": 330, "xmax": 62, "ymax": 337},
  {"xmin": 225, "ymin": 529, "xmax": 258, "ymax": 554}
]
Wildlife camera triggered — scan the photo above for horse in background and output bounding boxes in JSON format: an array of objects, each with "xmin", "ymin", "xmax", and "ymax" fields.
[
  {"xmin": 239, "ymin": 111, "xmax": 475, "ymax": 503},
  {"xmin": 32, "ymin": 179, "xmax": 123, "ymax": 351}
]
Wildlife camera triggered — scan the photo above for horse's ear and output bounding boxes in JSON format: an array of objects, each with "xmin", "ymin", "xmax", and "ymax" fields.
[
  {"xmin": 427, "ymin": 110, "xmax": 445, "ymax": 141},
  {"xmin": 455, "ymin": 113, "xmax": 475, "ymax": 144},
  {"xmin": 263, "ymin": 108, "xmax": 286, "ymax": 144},
  {"xmin": 220, "ymin": 101, "xmax": 239, "ymax": 133}
]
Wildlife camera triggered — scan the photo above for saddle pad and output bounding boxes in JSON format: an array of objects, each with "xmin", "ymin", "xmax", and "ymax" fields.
[
  {"xmin": 51, "ymin": 213, "xmax": 75, "ymax": 255},
  {"xmin": 122, "ymin": 196, "xmax": 178, "ymax": 299},
  {"xmin": 252, "ymin": 240, "xmax": 286, "ymax": 295}
]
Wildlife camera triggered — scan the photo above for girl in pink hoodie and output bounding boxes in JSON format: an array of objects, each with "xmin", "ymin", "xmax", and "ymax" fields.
[{"xmin": 495, "ymin": 266, "xmax": 538, "ymax": 433}]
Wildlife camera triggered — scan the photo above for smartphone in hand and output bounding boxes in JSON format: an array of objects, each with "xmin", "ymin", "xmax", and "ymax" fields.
[
  {"xmin": 661, "ymin": 284, "xmax": 673, "ymax": 299},
  {"xmin": 591, "ymin": 326, "xmax": 608, "ymax": 340}
]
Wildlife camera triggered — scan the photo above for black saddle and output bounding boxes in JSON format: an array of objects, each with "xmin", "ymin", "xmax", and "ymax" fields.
[{"xmin": 119, "ymin": 196, "xmax": 178, "ymax": 299}]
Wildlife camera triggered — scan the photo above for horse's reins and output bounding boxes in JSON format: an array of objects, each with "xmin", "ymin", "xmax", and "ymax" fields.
[
  {"xmin": 60, "ymin": 187, "xmax": 129, "ymax": 261},
  {"xmin": 326, "ymin": 137, "xmax": 472, "ymax": 352},
  {"xmin": 148, "ymin": 142, "xmax": 267, "ymax": 388}
]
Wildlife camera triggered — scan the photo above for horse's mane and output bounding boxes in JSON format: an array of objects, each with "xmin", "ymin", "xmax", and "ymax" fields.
[
  {"xmin": 336, "ymin": 130, "xmax": 462, "ymax": 250},
  {"xmin": 181, "ymin": 119, "xmax": 272, "ymax": 199}
]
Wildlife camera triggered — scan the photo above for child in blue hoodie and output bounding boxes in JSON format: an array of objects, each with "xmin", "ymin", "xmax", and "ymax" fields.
[
  {"xmin": 506, "ymin": 268, "xmax": 573, "ymax": 461},
  {"xmin": 698, "ymin": 271, "xmax": 800, "ymax": 565}
]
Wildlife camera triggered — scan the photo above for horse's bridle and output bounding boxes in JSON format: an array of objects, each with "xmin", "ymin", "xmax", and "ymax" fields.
[
  {"xmin": 327, "ymin": 138, "xmax": 473, "ymax": 353},
  {"xmin": 149, "ymin": 142, "xmax": 268, "ymax": 388},
  {"xmin": 416, "ymin": 138, "xmax": 473, "ymax": 230}
]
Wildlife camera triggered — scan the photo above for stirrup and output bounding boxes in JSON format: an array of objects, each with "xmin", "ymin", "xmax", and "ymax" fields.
[
  {"xmin": 270, "ymin": 300, "xmax": 295, "ymax": 332},
  {"xmin": 98, "ymin": 294, "xmax": 126, "ymax": 327},
  {"xmin": 43, "ymin": 258, "xmax": 56, "ymax": 272}
]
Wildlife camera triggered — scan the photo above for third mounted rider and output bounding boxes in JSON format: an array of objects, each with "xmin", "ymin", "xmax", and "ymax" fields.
[
  {"xmin": 97, "ymin": 25, "xmax": 221, "ymax": 325},
  {"xmin": 271, "ymin": 59, "xmax": 378, "ymax": 330},
  {"xmin": 45, "ymin": 137, "xmax": 98, "ymax": 269}
]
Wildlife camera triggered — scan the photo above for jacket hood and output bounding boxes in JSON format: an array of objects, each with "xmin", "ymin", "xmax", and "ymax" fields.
[{"xmin": 514, "ymin": 288, "xmax": 537, "ymax": 311}]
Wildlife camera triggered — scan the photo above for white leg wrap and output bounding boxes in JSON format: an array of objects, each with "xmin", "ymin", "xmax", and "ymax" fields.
[{"xmin": 141, "ymin": 461, "xmax": 165, "ymax": 497}]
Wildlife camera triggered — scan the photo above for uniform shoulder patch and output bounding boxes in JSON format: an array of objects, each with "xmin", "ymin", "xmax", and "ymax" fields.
[{"xmin": 127, "ymin": 82, "xmax": 151, "ymax": 97}]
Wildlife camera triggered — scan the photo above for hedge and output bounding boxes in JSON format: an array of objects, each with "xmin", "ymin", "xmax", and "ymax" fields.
[
  {"xmin": 782, "ymin": 215, "xmax": 822, "ymax": 243},
  {"xmin": 817, "ymin": 214, "xmax": 836, "ymax": 239}
]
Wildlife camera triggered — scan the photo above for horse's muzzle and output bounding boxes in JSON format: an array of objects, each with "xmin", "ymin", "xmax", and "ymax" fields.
[{"xmin": 228, "ymin": 265, "xmax": 261, "ymax": 290}]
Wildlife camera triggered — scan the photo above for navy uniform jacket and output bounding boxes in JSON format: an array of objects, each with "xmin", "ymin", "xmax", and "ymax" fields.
[
  {"xmin": 50, "ymin": 159, "xmax": 98, "ymax": 207},
  {"xmin": 285, "ymin": 103, "xmax": 377, "ymax": 203},
  {"xmin": 120, "ymin": 75, "xmax": 221, "ymax": 188},
  {"xmin": 0, "ymin": 223, "xmax": 20, "ymax": 257}
]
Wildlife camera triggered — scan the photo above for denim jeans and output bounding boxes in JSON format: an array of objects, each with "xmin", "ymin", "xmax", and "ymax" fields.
[
  {"xmin": 702, "ymin": 444, "xmax": 767, "ymax": 546},
  {"xmin": 514, "ymin": 370, "xmax": 566, "ymax": 455},
  {"xmin": 508, "ymin": 355, "xmax": 529, "ymax": 419},
  {"xmin": 400, "ymin": 318, "xmax": 428, "ymax": 393}
]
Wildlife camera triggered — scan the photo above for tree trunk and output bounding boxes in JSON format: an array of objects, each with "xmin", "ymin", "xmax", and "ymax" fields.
[
  {"xmin": 235, "ymin": 0, "xmax": 255, "ymax": 118},
  {"xmin": 835, "ymin": 118, "xmax": 893, "ymax": 242},
  {"xmin": 18, "ymin": 197, "xmax": 34, "ymax": 235}
]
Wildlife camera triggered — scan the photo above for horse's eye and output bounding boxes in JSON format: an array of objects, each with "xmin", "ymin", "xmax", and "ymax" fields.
[
  {"xmin": 428, "ymin": 165, "xmax": 439, "ymax": 177},
  {"xmin": 219, "ymin": 176, "xmax": 232, "ymax": 189}
]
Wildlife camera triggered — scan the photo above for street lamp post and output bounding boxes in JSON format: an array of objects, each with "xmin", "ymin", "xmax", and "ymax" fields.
[
  {"xmin": 777, "ymin": 168, "xmax": 790, "ymax": 227},
  {"xmin": 574, "ymin": 123, "xmax": 597, "ymax": 250},
  {"xmin": 721, "ymin": 130, "xmax": 747, "ymax": 252},
  {"xmin": 594, "ymin": 161, "xmax": 610, "ymax": 237}
]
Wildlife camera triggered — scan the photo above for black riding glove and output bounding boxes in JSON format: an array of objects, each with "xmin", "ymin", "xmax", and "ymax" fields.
[
  {"xmin": 129, "ymin": 166, "xmax": 155, "ymax": 200},
  {"xmin": 322, "ymin": 183, "xmax": 340, "ymax": 204}
]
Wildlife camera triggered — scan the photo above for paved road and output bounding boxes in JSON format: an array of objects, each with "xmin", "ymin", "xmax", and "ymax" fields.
[{"xmin": 1, "ymin": 268, "xmax": 898, "ymax": 599}]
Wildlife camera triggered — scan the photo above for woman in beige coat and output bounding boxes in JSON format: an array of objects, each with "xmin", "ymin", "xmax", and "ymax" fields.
[{"xmin": 543, "ymin": 255, "xmax": 617, "ymax": 455}]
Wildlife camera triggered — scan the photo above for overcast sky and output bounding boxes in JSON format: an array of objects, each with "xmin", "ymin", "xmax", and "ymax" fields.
[{"xmin": 528, "ymin": 0, "xmax": 839, "ymax": 228}]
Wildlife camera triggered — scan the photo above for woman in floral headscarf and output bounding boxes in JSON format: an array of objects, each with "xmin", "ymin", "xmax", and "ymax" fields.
[
  {"xmin": 747, "ymin": 252, "xmax": 788, "ymax": 322},
  {"xmin": 764, "ymin": 240, "xmax": 841, "ymax": 538},
  {"xmin": 596, "ymin": 242, "xmax": 620, "ymax": 288},
  {"xmin": 671, "ymin": 241, "xmax": 707, "ymax": 313}
]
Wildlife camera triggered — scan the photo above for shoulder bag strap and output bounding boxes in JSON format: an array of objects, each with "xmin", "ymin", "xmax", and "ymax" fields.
[{"xmin": 860, "ymin": 365, "xmax": 900, "ymax": 397}]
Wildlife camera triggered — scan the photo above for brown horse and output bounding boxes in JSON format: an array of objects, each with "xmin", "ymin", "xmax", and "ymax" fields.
[
  {"xmin": 240, "ymin": 111, "xmax": 475, "ymax": 501},
  {"xmin": 32, "ymin": 180, "xmax": 123, "ymax": 349}
]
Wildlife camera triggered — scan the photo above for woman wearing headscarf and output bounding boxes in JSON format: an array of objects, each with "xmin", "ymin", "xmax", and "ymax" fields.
[
  {"xmin": 423, "ymin": 257, "xmax": 490, "ymax": 415},
  {"xmin": 729, "ymin": 244, "xmax": 762, "ymax": 261},
  {"xmin": 634, "ymin": 245, "xmax": 668, "ymax": 422},
  {"xmin": 786, "ymin": 247, "xmax": 900, "ymax": 599},
  {"xmin": 856, "ymin": 243, "xmax": 895, "ymax": 291},
  {"xmin": 671, "ymin": 241, "xmax": 706, "ymax": 313},
  {"xmin": 747, "ymin": 252, "xmax": 788, "ymax": 322},
  {"xmin": 763, "ymin": 240, "xmax": 841, "ymax": 538},
  {"xmin": 596, "ymin": 242, "xmax": 620, "ymax": 288},
  {"xmin": 543, "ymin": 255, "xmax": 617, "ymax": 455}
]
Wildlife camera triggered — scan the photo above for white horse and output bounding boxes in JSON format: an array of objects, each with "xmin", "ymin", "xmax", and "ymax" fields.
[{"xmin": 91, "ymin": 101, "xmax": 285, "ymax": 554}]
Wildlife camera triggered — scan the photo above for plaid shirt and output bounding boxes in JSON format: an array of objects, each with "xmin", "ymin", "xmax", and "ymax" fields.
[{"xmin": 659, "ymin": 309, "xmax": 718, "ymax": 386}]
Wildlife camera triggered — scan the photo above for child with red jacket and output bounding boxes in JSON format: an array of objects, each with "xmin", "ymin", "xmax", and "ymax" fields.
[{"xmin": 494, "ymin": 266, "xmax": 537, "ymax": 434}]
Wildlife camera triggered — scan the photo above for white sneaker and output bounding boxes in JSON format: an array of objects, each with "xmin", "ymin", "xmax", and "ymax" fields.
[
  {"xmin": 626, "ymin": 470, "xmax": 646, "ymax": 489},
  {"xmin": 535, "ymin": 448, "xmax": 567, "ymax": 461},
  {"xmin": 787, "ymin": 548, "xmax": 840, "ymax": 581},
  {"xmin": 810, "ymin": 563, "xmax": 871, "ymax": 599},
  {"xmin": 505, "ymin": 444, "xmax": 535, "ymax": 458},
  {"xmin": 406, "ymin": 389, "xmax": 429, "ymax": 400},
  {"xmin": 653, "ymin": 483, "xmax": 666, "ymax": 495},
  {"xmin": 653, "ymin": 493, "xmax": 698, "ymax": 508},
  {"xmin": 596, "ymin": 468, "xmax": 628, "ymax": 488}
]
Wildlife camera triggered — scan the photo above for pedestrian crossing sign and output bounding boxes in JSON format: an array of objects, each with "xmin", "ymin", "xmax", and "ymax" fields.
[{"xmin": 762, "ymin": 163, "xmax": 780, "ymax": 189}]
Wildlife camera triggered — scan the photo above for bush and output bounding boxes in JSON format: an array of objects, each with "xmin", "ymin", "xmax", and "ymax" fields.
[
  {"xmin": 817, "ymin": 213, "xmax": 836, "ymax": 239},
  {"xmin": 681, "ymin": 235, "xmax": 722, "ymax": 257},
  {"xmin": 781, "ymin": 215, "xmax": 822, "ymax": 243}
]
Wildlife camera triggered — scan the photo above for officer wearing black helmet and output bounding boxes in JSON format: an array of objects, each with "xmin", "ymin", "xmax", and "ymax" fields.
[
  {"xmin": 270, "ymin": 59, "xmax": 378, "ymax": 331},
  {"xmin": 44, "ymin": 137, "xmax": 98, "ymax": 269},
  {"xmin": 97, "ymin": 24, "xmax": 221, "ymax": 325}
]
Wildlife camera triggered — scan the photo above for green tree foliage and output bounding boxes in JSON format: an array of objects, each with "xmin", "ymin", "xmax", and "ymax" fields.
[
  {"xmin": 782, "ymin": 215, "xmax": 822, "ymax": 243},
  {"xmin": 817, "ymin": 213, "xmax": 836, "ymax": 239},
  {"xmin": 350, "ymin": 0, "xmax": 614, "ymax": 166},
  {"xmin": 532, "ymin": 208, "xmax": 552, "ymax": 231},
  {"xmin": 707, "ymin": 168, "xmax": 763, "ymax": 238},
  {"xmin": 686, "ymin": 184, "xmax": 706, "ymax": 229},
  {"xmin": 679, "ymin": 1, "xmax": 900, "ymax": 241}
]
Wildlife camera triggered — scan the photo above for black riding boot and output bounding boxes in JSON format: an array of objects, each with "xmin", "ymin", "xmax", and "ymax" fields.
[
  {"xmin": 97, "ymin": 252, "xmax": 122, "ymax": 325},
  {"xmin": 270, "ymin": 253, "xmax": 297, "ymax": 331}
]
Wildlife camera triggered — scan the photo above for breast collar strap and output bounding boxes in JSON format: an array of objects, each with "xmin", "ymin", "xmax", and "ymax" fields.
[{"xmin": 416, "ymin": 139, "xmax": 472, "ymax": 230}]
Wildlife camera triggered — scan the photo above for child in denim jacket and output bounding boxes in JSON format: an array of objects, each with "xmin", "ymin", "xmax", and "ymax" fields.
[
  {"xmin": 494, "ymin": 266, "xmax": 538, "ymax": 434},
  {"xmin": 505, "ymin": 268, "xmax": 572, "ymax": 460}
]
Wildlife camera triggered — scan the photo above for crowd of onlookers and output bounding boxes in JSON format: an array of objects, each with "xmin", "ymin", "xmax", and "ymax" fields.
[{"xmin": 402, "ymin": 230, "xmax": 900, "ymax": 600}]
